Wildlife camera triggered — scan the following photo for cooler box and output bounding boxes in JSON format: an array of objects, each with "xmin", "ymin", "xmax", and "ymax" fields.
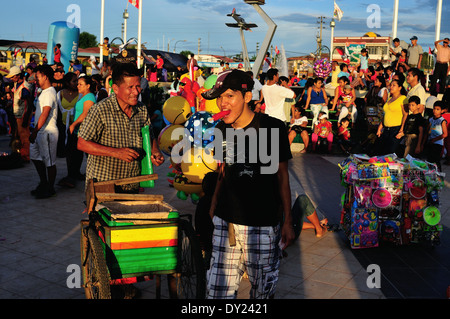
[{"xmin": 95, "ymin": 200, "xmax": 179, "ymax": 279}]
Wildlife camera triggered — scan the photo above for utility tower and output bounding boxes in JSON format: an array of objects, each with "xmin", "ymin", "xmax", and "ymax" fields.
[{"xmin": 317, "ymin": 16, "xmax": 326, "ymax": 56}]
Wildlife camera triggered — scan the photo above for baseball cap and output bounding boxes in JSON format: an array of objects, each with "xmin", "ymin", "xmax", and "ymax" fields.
[
  {"xmin": 410, "ymin": 36, "xmax": 418, "ymax": 40},
  {"xmin": 6, "ymin": 66, "xmax": 21, "ymax": 78},
  {"xmin": 201, "ymin": 69, "xmax": 254, "ymax": 100}
]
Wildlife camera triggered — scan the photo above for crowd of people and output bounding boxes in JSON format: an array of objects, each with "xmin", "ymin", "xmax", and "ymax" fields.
[
  {"xmin": 0, "ymin": 55, "xmax": 164, "ymax": 198},
  {"xmin": 0, "ymin": 36, "xmax": 449, "ymax": 300},
  {"xmin": 245, "ymin": 36, "xmax": 450, "ymax": 172}
]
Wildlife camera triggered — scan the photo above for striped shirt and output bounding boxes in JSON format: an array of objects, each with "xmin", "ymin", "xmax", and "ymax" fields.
[{"xmin": 78, "ymin": 93, "xmax": 150, "ymax": 192}]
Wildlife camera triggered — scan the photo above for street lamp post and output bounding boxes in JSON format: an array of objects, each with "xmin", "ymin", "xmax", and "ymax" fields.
[
  {"xmin": 174, "ymin": 40, "xmax": 186, "ymax": 53},
  {"xmin": 330, "ymin": 18, "xmax": 335, "ymax": 60},
  {"xmin": 167, "ymin": 38, "xmax": 175, "ymax": 52},
  {"xmin": 123, "ymin": 9, "xmax": 129, "ymax": 43}
]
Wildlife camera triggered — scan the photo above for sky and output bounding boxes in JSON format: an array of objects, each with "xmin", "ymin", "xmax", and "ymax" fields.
[{"xmin": 2, "ymin": 0, "xmax": 449, "ymax": 58}]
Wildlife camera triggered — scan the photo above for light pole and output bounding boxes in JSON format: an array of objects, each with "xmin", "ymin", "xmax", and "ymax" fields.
[
  {"xmin": 123, "ymin": 9, "xmax": 129, "ymax": 43},
  {"xmin": 330, "ymin": 18, "xmax": 335, "ymax": 60},
  {"xmin": 220, "ymin": 46, "xmax": 226, "ymax": 57},
  {"xmin": 435, "ymin": 0, "xmax": 443, "ymax": 41},
  {"xmin": 174, "ymin": 40, "xmax": 186, "ymax": 53},
  {"xmin": 167, "ymin": 38, "xmax": 175, "ymax": 52}
]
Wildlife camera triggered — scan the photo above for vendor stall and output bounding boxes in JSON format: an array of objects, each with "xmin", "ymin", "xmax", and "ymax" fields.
[{"xmin": 339, "ymin": 154, "xmax": 445, "ymax": 249}]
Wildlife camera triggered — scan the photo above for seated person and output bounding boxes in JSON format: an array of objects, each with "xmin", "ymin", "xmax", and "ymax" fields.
[
  {"xmin": 337, "ymin": 84, "xmax": 357, "ymax": 126},
  {"xmin": 396, "ymin": 96, "xmax": 425, "ymax": 157},
  {"xmin": 312, "ymin": 112, "xmax": 333, "ymax": 153},
  {"xmin": 288, "ymin": 105, "xmax": 309, "ymax": 152},
  {"xmin": 337, "ymin": 117, "xmax": 353, "ymax": 154},
  {"xmin": 292, "ymin": 194, "xmax": 328, "ymax": 238}
]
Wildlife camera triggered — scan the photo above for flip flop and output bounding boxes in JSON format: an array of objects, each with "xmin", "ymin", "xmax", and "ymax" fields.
[{"xmin": 326, "ymin": 224, "xmax": 340, "ymax": 232}]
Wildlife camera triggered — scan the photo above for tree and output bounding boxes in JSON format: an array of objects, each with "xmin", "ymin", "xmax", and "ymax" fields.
[
  {"xmin": 180, "ymin": 50, "xmax": 194, "ymax": 59},
  {"xmin": 79, "ymin": 32, "xmax": 97, "ymax": 49}
]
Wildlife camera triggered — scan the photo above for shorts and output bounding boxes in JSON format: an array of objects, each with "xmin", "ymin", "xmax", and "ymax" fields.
[
  {"xmin": 291, "ymin": 194, "xmax": 315, "ymax": 239},
  {"xmin": 206, "ymin": 215, "xmax": 281, "ymax": 299},
  {"xmin": 291, "ymin": 125, "xmax": 306, "ymax": 135},
  {"xmin": 30, "ymin": 130, "xmax": 58, "ymax": 167}
]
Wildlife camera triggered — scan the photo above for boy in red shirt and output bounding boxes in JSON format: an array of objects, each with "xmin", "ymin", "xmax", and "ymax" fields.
[{"xmin": 156, "ymin": 54, "xmax": 164, "ymax": 81}]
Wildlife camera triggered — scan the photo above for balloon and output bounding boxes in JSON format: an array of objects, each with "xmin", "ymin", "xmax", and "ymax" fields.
[
  {"xmin": 204, "ymin": 74, "xmax": 218, "ymax": 90},
  {"xmin": 180, "ymin": 147, "xmax": 218, "ymax": 184},
  {"xmin": 204, "ymin": 98, "xmax": 220, "ymax": 114},
  {"xmin": 184, "ymin": 111, "xmax": 219, "ymax": 148},
  {"xmin": 313, "ymin": 58, "xmax": 332, "ymax": 79},
  {"xmin": 196, "ymin": 87, "xmax": 208, "ymax": 99},
  {"xmin": 180, "ymin": 73, "xmax": 190, "ymax": 82},
  {"xmin": 158, "ymin": 124, "xmax": 185, "ymax": 156},
  {"xmin": 162, "ymin": 96, "xmax": 191, "ymax": 125}
]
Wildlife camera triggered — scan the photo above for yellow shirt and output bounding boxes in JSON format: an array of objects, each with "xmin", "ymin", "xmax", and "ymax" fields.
[
  {"xmin": 383, "ymin": 95, "xmax": 406, "ymax": 127},
  {"xmin": 331, "ymin": 69, "xmax": 340, "ymax": 87}
]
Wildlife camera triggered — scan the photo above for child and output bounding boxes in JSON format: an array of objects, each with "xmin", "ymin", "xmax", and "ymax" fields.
[
  {"xmin": 337, "ymin": 84, "xmax": 357, "ymax": 125},
  {"xmin": 396, "ymin": 96, "xmax": 425, "ymax": 157},
  {"xmin": 338, "ymin": 117, "xmax": 352, "ymax": 154},
  {"xmin": 422, "ymin": 101, "xmax": 448, "ymax": 171},
  {"xmin": 312, "ymin": 112, "xmax": 333, "ymax": 153},
  {"xmin": 288, "ymin": 105, "xmax": 309, "ymax": 152},
  {"xmin": 359, "ymin": 48, "xmax": 369, "ymax": 73},
  {"xmin": 441, "ymin": 103, "xmax": 450, "ymax": 165},
  {"xmin": 338, "ymin": 63, "xmax": 350, "ymax": 79},
  {"xmin": 396, "ymin": 49, "xmax": 408, "ymax": 70}
]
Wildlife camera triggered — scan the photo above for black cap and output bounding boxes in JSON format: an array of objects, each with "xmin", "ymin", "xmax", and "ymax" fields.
[{"xmin": 201, "ymin": 69, "xmax": 254, "ymax": 100}]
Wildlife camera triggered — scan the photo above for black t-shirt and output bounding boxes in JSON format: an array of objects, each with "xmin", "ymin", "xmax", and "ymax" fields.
[
  {"xmin": 214, "ymin": 113, "xmax": 292, "ymax": 226},
  {"xmin": 404, "ymin": 113, "xmax": 425, "ymax": 135}
]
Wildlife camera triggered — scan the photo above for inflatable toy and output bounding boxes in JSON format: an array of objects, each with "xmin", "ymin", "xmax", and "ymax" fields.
[
  {"xmin": 172, "ymin": 172, "xmax": 204, "ymax": 201},
  {"xmin": 158, "ymin": 124, "xmax": 185, "ymax": 156},
  {"xmin": 162, "ymin": 96, "xmax": 191, "ymax": 125},
  {"xmin": 204, "ymin": 99, "xmax": 220, "ymax": 114},
  {"xmin": 47, "ymin": 21, "xmax": 80, "ymax": 73},
  {"xmin": 180, "ymin": 147, "xmax": 218, "ymax": 184},
  {"xmin": 204, "ymin": 74, "xmax": 218, "ymax": 90}
]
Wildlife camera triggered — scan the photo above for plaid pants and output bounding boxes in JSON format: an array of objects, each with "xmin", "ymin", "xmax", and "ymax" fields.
[{"xmin": 206, "ymin": 215, "xmax": 281, "ymax": 299}]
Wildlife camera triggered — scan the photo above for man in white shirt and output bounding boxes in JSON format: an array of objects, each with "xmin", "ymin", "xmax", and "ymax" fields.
[
  {"xmin": 30, "ymin": 64, "xmax": 59, "ymax": 199},
  {"xmin": 246, "ymin": 70, "xmax": 263, "ymax": 111},
  {"xmin": 406, "ymin": 67, "xmax": 427, "ymax": 115},
  {"xmin": 389, "ymin": 38, "xmax": 403, "ymax": 67},
  {"xmin": 261, "ymin": 68, "xmax": 295, "ymax": 123},
  {"xmin": 260, "ymin": 52, "xmax": 272, "ymax": 84}
]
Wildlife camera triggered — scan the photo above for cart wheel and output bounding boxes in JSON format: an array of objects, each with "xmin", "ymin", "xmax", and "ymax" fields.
[
  {"xmin": 168, "ymin": 218, "xmax": 206, "ymax": 299},
  {"xmin": 80, "ymin": 226, "xmax": 111, "ymax": 299}
]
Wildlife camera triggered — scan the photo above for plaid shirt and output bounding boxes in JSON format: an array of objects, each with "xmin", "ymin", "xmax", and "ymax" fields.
[{"xmin": 78, "ymin": 93, "xmax": 150, "ymax": 191}]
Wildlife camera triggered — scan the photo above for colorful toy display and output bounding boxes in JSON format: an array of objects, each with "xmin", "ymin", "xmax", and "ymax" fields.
[
  {"xmin": 339, "ymin": 154, "xmax": 445, "ymax": 248},
  {"xmin": 161, "ymin": 75, "xmax": 228, "ymax": 203},
  {"xmin": 313, "ymin": 58, "xmax": 332, "ymax": 78}
]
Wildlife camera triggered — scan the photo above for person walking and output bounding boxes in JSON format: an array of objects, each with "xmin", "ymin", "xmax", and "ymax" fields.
[
  {"xmin": 201, "ymin": 69, "xmax": 295, "ymax": 299},
  {"xmin": 29, "ymin": 65, "xmax": 59, "ymax": 198}
]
